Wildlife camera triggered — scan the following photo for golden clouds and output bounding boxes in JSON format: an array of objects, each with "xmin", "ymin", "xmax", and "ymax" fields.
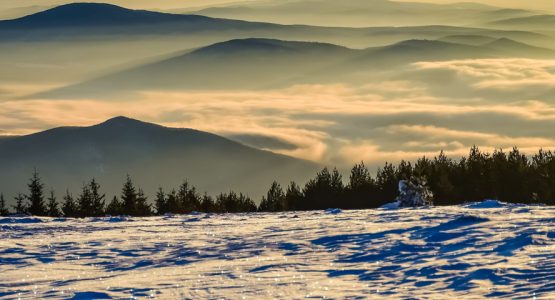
[{"xmin": 2, "ymin": 59, "xmax": 555, "ymax": 167}]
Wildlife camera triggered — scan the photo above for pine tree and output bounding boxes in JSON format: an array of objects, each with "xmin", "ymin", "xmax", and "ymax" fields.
[
  {"xmin": 177, "ymin": 181, "xmax": 201, "ymax": 213},
  {"xmin": 530, "ymin": 149, "xmax": 555, "ymax": 205},
  {"xmin": 154, "ymin": 188, "xmax": 167, "ymax": 215},
  {"xmin": 77, "ymin": 184, "xmax": 92, "ymax": 218},
  {"xmin": 106, "ymin": 196, "xmax": 122, "ymax": 216},
  {"xmin": 0, "ymin": 194, "xmax": 9, "ymax": 216},
  {"xmin": 346, "ymin": 162, "xmax": 376, "ymax": 209},
  {"xmin": 284, "ymin": 182, "xmax": 303, "ymax": 211},
  {"xmin": 135, "ymin": 189, "xmax": 152, "ymax": 216},
  {"xmin": 13, "ymin": 193, "xmax": 27, "ymax": 215},
  {"xmin": 376, "ymin": 163, "xmax": 398, "ymax": 207},
  {"xmin": 216, "ymin": 192, "xmax": 257, "ymax": 213},
  {"xmin": 26, "ymin": 169, "xmax": 47, "ymax": 216},
  {"xmin": 46, "ymin": 190, "xmax": 60, "ymax": 217},
  {"xmin": 61, "ymin": 190, "xmax": 77, "ymax": 218},
  {"xmin": 165, "ymin": 190, "xmax": 179, "ymax": 214},
  {"xmin": 259, "ymin": 181, "xmax": 285, "ymax": 212},
  {"xmin": 89, "ymin": 179, "xmax": 105, "ymax": 217},
  {"xmin": 121, "ymin": 175, "xmax": 138, "ymax": 215},
  {"xmin": 429, "ymin": 151, "xmax": 457, "ymax": 205},
  {"xmin": 200, "ymin": 193, "xmax": 215, "ymax": 213},
  {"xmin": 303, "ymin": 167, "xmax": 344, "ymax": 210}
]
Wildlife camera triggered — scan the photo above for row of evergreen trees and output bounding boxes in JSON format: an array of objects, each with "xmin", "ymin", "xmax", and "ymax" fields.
[{"xmin": 1, "ymin": 147, "xmax": 554, "ymax": 217}]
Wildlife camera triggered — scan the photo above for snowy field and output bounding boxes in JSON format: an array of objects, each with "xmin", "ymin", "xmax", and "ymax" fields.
[{"xmin": 1, "ymin": 202, "xmax": 554, "ymax": 299}]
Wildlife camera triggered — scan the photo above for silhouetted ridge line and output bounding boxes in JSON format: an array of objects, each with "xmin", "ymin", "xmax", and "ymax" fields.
[
  {"xmin": 0, "ymin": 117, "xmax": 320, "ymax": 203},
  {"xmin": 0, "ymin": 2, "xmax": 227, "ymax": 28}
]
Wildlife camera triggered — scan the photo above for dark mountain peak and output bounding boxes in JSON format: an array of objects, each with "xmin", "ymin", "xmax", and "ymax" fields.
[
  {"xmin": 3, "ymin": 2, "xmax": 188, "ymax": 27},
  {"xmin": 486, "ymin": 37, "xmax": 524, "ymax": 46},
  {"xmin": 483, "ymin": 37, "xmax": 555, "ymax": 57},
  {"xmin": 93, "ymin": 116, "xmax": 163, "ymax": 130},
  {"xmin": 37, "ymin": 2, "xmax": 126, "ymax": 13},
  {"xmin": 0, "ymin": 117, "xmax": 318, "ymax": 202},
  {"xmin": 99, "ymin": 115, "xmax": 142, "ymax": 125},
  {"xmin": 191, "ymin": 38, "xmax": 297, "ymax": 56},
  {"xmin": 387, "ymin": 39, "xmax": 457, "ymax": 50},
  {"xmin": 19, "ymin": 2, "xmax": 138, "ymax": 19},
  {"xmin": 394, "ymin": 39, "xmax": 445, "ymax": 46},
  {"xmin": 190, "ymin": 38, "xmax": 350, "ymax": 57}
]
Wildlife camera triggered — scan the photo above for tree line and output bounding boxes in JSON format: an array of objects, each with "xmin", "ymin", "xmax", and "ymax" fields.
[{"xmin": 1, "ymin": 146, "xmax": 554, "ymax": 217}]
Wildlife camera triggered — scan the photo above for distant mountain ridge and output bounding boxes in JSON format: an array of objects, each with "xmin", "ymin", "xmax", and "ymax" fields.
[
  {"xmin": 0, "ymin": 3, "xmax": 226, "ymax": 27},
  {"xmin": 0, "ymin": 2, "xmax": 282, "ymax": 41},
  {"xmin": 0, "ymin": 117, "xmax": 319, "ymax": 205},
  {"xmin": 0, "ymin": 2, "xmax": 549, "ymax": 49},
  {"xmin": 489, "ymin": 14, "xmax": 555, "ymax": 30},
  {"xmin": 190, "ymin": 0, "xmax": 535, "ymax": 27},
  {"xmin": 33, "ymin": 37, "xmax": 555, "ymax": 98}
]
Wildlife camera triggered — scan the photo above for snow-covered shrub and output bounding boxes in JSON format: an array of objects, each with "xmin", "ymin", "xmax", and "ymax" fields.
[{"xmin": 396, "ymin": 178, "xmax": 434, "ymax": 208}]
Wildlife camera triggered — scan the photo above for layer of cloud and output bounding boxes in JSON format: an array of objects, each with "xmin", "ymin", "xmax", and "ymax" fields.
[{"xmin": 2, "ymin": 58, "xmax": 555, "ymax": 169}]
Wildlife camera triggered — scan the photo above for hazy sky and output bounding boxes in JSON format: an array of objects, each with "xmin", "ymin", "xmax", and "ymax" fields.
[
  {"xmin": 420, "ymin": 0, "xmax": 555, "ymax": 11},
  {"xmin": 0, "ymin": 0, "xmax": 247, "ymax": 10},
  {"xmin": 0, "ymin": 0, "xmax": 554, "ymax": 12}
]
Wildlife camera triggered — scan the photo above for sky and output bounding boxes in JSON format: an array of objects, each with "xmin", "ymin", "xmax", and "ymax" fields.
[
  {"xmin": 1, "ymin": 0, "xmax": 555, "ymax": 12},
  {"xmin": 421, "ymin": 0, "xmax": 555, "ymax": 11}
]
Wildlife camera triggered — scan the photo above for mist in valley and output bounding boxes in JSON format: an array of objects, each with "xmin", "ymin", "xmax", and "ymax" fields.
[{"xmin": 1, "ymin": 1, "xmax": 555, "ymax": 203}]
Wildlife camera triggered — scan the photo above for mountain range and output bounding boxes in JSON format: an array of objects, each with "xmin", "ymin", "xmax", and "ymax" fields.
[
  {"xmin": 33, "ymin": 36, "xmax": 555, "ymax": 98},
  {"xmin": 189, "ymin": 0, "xmax": 536, "ymax": 27},
  {"xmin": 0, "ymin": 3, "xmax": 550, "ymax": 47},
  {"xmin": 0, "ymin": 117, "xmax": 319, "ymax": 205},
  {"xmin": 2, "ymin": 2, "xmax": 553, "ymax": 87},
  {"xmin": 488, "ymin": 14, "xmax": 555, "ymax": 30}
]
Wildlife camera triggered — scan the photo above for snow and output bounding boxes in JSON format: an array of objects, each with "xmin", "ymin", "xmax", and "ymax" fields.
[
  {"xmin": 380, "ymin": 201, "xmax": 400, "ymax": 209},
  {"xmin": 396, "ymin": 179, "xmax": 433, "ymax": 207},
  {"xmin": 324, "ymin": 208, "xmax": 342, "ymax": 214},
  {"xmin": 466, "ymin": 199, "xmax": 508, "ymax": 209},
  {"xmin": 1, "ymin": 202, "xmax": 554, "ymax": 299}
]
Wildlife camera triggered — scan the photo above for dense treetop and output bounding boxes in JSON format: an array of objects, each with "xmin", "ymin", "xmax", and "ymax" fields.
[{"xmin": 1, "ymin": 146, "xmax": 554, "ymax": 217}]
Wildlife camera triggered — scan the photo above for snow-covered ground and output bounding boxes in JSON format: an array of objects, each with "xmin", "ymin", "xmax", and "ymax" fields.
[{"xmin": 1, "ymin": 202, "xmax": 554, "ymax": 299}]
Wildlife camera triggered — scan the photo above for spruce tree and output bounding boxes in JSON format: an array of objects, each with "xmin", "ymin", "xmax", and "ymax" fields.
[
  {"xmin": 429, "ymin": 151, "xmax": 457, "ymax": 205},
  {"xmin": 376, "ymin": 163, "xmax": 398, "ymax": 207},
  {"xmin": 177, "ymin": 181, "xmax": 201, "ymax": 213},
  {"xmin": 46, "ymin": 190, "xmax": 60, "ymax": 217},
  {"xmin": 303, "ymin": 167, "xmax": 344, "ymax": 210},
  {"xmin": 89, "ymin": 179, "xmax": 105, "ymax": 217},
  {"xmin": 61, "ymin": 190, "xmax": 77, "ymax": 218},
  {"xmin": 26, "ymin": 170, "xmax": 47, "ymax": 216},
  {"xmin": 200, "ymin": 193, "xmax": 215, "ymax": 213},
  {"xmin": 106, "ymin": 196, "xmax": 122, "ymax": 216},
  {"xmin": 346, "ymin": 162, "xmax": 377, "ymax": 208},
  {"xmin": 13, "ymin": 193, "xmax": 27, "ymax": 214},
  {"xmin": 0, "ymin": 194, "xmax": 9, "ymax": 216},
  {"xmin": 135, "ymin": 189, "xmax": 152, "ymax": 216},
  {"xmin": 77, "ymin": 184, "xmax": 92, "ymax": 218},
  {"xmin": 216, "ymin": 191, "xmax": 257, "ymax": 213},
  {"xmin": 154, "ymin": 188, "xmax": 167, "ymax": 215},
  {"xmin": 259, "ymin": 181, "xmax": 285, "ymax": 212},
  {"xmin": 165, "ymin": 190, "xmax": 179, "ymax": 214},
  {"xmin": 284, "ymin": 182, "xmax": 303, "ymax": 211},
  {"xmin": 121, "ymin": 175, "xmax": 138, "ymax": 215}
]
